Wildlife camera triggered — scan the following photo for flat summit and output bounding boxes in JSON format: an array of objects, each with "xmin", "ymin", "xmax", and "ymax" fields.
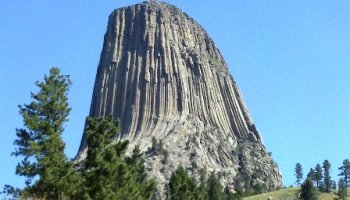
[{"xmin": 78, "ymin": 1, "xmax": 282, "ymax": 194}]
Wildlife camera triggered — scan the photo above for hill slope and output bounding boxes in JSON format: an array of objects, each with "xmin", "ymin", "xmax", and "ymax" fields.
[{"xmin": 243, "ymin": 187, "xmax": 340, "ymax": 200}]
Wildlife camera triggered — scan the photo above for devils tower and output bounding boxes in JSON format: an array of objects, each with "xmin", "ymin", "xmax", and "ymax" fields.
[{"xmin": 77, "ymin": 1, "xmax": 282, "ymax": 192}]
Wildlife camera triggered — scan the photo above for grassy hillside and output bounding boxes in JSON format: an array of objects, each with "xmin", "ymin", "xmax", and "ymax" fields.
[{"xmin": 243, "ymin": 187, "xmax": 341, "ymax": 200}]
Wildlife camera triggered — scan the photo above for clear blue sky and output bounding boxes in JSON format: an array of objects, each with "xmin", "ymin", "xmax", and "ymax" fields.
[{"xmin": 1, "ymin": 0, "xmax": 350, "ymax": 194}]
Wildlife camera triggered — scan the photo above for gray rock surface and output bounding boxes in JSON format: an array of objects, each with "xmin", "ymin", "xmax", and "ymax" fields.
[{"xmin": 77, "ymin": 1, "xmax": 282, "ymax": 194}]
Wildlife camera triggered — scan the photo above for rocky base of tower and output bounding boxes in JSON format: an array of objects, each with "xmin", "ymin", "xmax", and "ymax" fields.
[{"xmin": 125, "ymin": 114, "xmax": 282, "ymax": 195}]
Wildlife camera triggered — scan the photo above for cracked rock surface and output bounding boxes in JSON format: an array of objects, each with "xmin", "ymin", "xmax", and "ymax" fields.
[{"xmin": 77, "ymin": 1, "xmax": 282, "ymax": 194}]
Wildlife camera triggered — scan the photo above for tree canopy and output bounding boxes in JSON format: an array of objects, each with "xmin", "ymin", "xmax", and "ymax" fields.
[
  {"xmin": 295, "ymin": 163, "xmax": 303, "ymax": 186},
  {"xmin": 11, "ymin": 67, "xmax": 79, "ymax": 199},
  {"xmin": 299, "ymin": 178, "xmax": 318, "ymax": 200},
  {"xmin": 80, "ymin": 116, "xmax": 157, "ymax": 200},
  {"xmin": 7, "ymin": 68, "xmax": 157, "ymax": 199}
]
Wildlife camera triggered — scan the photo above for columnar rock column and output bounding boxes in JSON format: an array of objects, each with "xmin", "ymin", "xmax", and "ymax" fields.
[{"xmin": 78, "ymin": 1, "xmax": 282, "ymax": 193}]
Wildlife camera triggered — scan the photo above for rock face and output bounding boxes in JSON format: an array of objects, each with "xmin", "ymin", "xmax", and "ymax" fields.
[{"xmin": 77, "ymin": 1, "xmax": 282, "ymax": 193}]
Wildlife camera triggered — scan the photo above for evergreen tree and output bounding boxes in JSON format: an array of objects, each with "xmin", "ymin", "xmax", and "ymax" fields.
[
  {"xmin": 322, "ymin": 160, "xmax": 331, "ymax": 192},
  {"xmin": 338, "ymin": 178, "xmax": 348, "ymax": 200},
  {"xmin": 314, "ymin": 163, "xmax": 323, "ymax": 188},
  {"xmin": 224, "ymin": 186, "xmax": 241, "ymax": 200},
  {"xmin": 125, "ymin": 145, "xmax": 148, "ymax": 183},
  {"xmin": 167, "ymin": 166, "xmax": 239, "ymax": 200},
  {"xmin": 338, "ymin": 159, "xmax": 350, "ymax": 187},
  {"xmin": 168, "ymin": 166, "xmax": 205, "ymax": 200},
  {"xmin": 331, "ymin": 180, "xmax": 337, "ymax": 191},
  {"xmin": 80, "ymin": 116, "xmax": 156, "ymax": 200},
  {"xmin": 307, "ymin": 168, "xmax": 315, "ymax": 180},
  {"xmin": 2, "ymin": 185, "xmax": 20, "ymax": 199},
  {"xmin": 295, "ymin": 163, "xmax": 303, "ymax": 186},
  {"xmin": 11, "ymin": 67, "xmax": 80, "ymax": 199},
  {"xmin": 9, "ymin": 68, "xmax": 158, "ymax": 199},
  {"xmin": 198, "ymin": 167, "xmax": 208, "ymax": 196},
  {"xmin": 306, "ymin": 168, "xmax": 316, "ymax": 187},
  {"xmin": 299, "ymin": 178, "xmax": 318, "ymax": 200},
  {"xmin": 207, "ymin": 172, "xmax": 224, "ymax": 200}
]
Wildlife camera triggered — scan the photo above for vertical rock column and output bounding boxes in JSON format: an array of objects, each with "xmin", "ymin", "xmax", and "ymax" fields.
[{"xmin": 78, "ymin": 1, "xmax": 282, "ymax": 192}]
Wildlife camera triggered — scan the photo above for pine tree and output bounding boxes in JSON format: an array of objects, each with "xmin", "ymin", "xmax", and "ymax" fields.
[
  {"xmin": 338, "ymin": 159, "xmax": 350, "ymax": 187},
  {"xmin": 331, "ymin": 180, "xmax": 337, "ymax": 191},
  {"xmin": 295, "ymin": 163, "xmax": 303, "ymax": 186},
  {"xmin": 168, "ymin": 166, "xmax": 205, "ymax": 200},
  {"xmin": 322, "ymin": 160, "xmax": 331, "ymax": 192},
  {"xmin": 207, "ymin": 172, "xmax": 224, "ymax": 200},
  {"xmin": 81, "ymin": 116, "xmax": 156, "ymax": 200},
  {"xmin": 307, "ymin": 168, "xmax": 315, "ymax": 180},
  {"xmin": 224, "ymin": 186, "xmax": 241, "ymax": 200},
  {"xmin": 199, "ymin": 167, "xmax": 208, "ymax": 196},
  {"xmin": 314, "ymin": 163, "xmax": 323, "ymax": 188},
  {"xmin": 338, "ymin": 178, "xmax": 348, "ymax": 200},
  {"xmin": 299, "ymin": 178, "xmax": 318, "ymax": 200},
  {"xmin": 11, "ymin": 67, "xmax": 80, "ymax": 199}
]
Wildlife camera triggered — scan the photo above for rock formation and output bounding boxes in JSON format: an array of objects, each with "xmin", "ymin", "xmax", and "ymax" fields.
[{"xmin": 77, "ymin": 1, "xmax": 282, "ymax": 194}]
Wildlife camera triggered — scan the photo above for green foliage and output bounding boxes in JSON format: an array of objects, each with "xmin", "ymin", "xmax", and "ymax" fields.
[
  {"xmin": 338, "ymin": 182, "xmax": 347, "ymax": 199},
  {"xmin": 299, "ymin": 178, "xmax": 318, "ymax": 200},
  {"xmin": 337, "ymin": 178, "xmax": 347, "ymax": 200},
  {"xmin": 338, "ymin": 159, "xmax": 350, "ymax": 187},
  {"xmin": 191, "ymin": 160, "xmax": 198, "ymax": 170},
  {"xmin": 307, "ymin": 168, "xmax": 315, "ymax": 180},
  {"xmin": 314, "ymin": 163, "xmax": 323, "ymax": 188},
  {"xmin": 199, "ymin": 167, "xmax": 208, "ymax": 196},
  {"xmin": 168, "ymin": 166, "xmax": 243, "ymax": 200},
  {"xmin": 207, "ymin": 171, "xmax": 225, "ymax": 200},
  {"xmin": 252, "ymin": 183, "xmax": 267, "ymax": 195},
  {"xmin": 2, "ymin": 185, "xmax": 20, "ymax": 199},
  {"xmin": 161, "ymin": 149, "xmax": 169, "ymax": 165},
  {"xmin": 331, "ymin": 180, "xmax": 337, "ymax": 191},
  {"xmin": 322, "ymin": 160, "xmax": 331, "ymax": 192},
  {"xmin": 224, "ymin": 186, "xmax": 242, "ymax": 200},
  {"xmin": 80, "ymin": 116, "xmax": 157, "ymax": 200},
  {"xmin": 149, "ymin": 136, "xmax": 163, "ymax": 153},
  {"xmin": 168, "ymin": 166, "xmax": 205, "ymax": 200},
  {"xmin": 7, "ymin": 68, "xmax": 157, "ymax": 199},
  {"xmin": 148, "ymin": 136, "xmax": 169, "ymax": 165},
  {"xmin": 235, "ymin": 153, "xmax": 251, "ymax": 190},
  {"xmin": 11, "ymin": 67, "xmax": 80, "ymax": 199},
  {"xmin": 295, "ymin": 163, "xmax": 303, "ymax": 186}
]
